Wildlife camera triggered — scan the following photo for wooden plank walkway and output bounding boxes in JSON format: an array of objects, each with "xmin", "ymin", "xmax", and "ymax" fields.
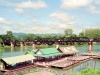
[
  {"xmin": 82, "ymin": 53, "xmax": 100, "ymax": 59},
  {"xmin": 51, "ymin": 55, "xmax": 91, "ymax": 69},
  {"xmin": 67, "ymin": 56, "xmax": 90, "ymax": 61}
]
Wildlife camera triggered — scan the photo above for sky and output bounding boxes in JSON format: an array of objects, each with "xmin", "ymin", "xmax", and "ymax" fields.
[{"xmin": 0, "ymin": 0, "xmax": 100, "ymax": 34}]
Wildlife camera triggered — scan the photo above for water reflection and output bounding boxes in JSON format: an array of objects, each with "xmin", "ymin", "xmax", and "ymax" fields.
[
  {"xmin": 53, "ymin": 59, "xmax": 100, "ymax": 75},
  {"xmin": 11, "ymin": 47, "xmax": 14, "ymax": 52},
  {"xmin": 20, "ymin": 47, "xmax": 24, "ymax": 52},
  {"xmin": 0, "ymin": 49, "xmax": 3, "ymax": 58}
]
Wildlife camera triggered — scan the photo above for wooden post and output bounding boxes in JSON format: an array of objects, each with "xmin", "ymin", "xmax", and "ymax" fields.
[
  {"xmin": 20, "ymin": 47, "xmax": 24, "ymax": 52},
  {"xmin": 88, "ymin": 42, "xmax": 93, "ymax": 53}
]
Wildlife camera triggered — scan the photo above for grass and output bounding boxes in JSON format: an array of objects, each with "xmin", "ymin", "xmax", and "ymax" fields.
[{"xmin": 71, "ymin": 67, "xmax": 100, "ymax": 75}]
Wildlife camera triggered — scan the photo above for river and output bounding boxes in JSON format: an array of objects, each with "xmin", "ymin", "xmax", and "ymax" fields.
[
  {"xmin": 0, "ymin": 44, "xmax": 100, "ymax": 58},
  {"xmin": 0, "ymin": 44, "xmax": 100, "ymax": 75}
]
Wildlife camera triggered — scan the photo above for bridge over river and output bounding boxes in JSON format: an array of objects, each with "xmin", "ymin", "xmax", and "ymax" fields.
[{"xmin": 2, "ymin": 37, "xmax": 100, "ymax": 52}]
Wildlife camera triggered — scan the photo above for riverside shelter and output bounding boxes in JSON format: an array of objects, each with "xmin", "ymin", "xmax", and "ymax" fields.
[
  {"xmin": 26, "ymin": 48, "xmax": 65, "ymax": 61},
  {"xmin": 0, "ymin": 54, "xmax": 36, "ymax": 70}
]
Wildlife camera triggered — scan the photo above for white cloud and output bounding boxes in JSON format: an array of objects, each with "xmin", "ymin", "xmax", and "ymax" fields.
[
  {"xmin": 4, "ymin": 19, "xmax": 73, "ymax": 34},
  {"xmin": 0, "ymin": 17, "xmax": 12, "ymax": 25},
  {"xmin": 5, "ymin": 1, "xmax": 47, "ymax": 9},
  {"xmin": 88, "ymin": 5, "xmax": 100, "ymax": 14},
  {"xmin": 95, "ymin": 0, "xmax": 100, "ymax": 5},
  {"xmin": 15, "ymin": 8, "xmax": 24, "ymax": 13},
  {"xmin": 46, "ymin": 11, "xmax": 75, "ymax": 33},
  {"xmin": 49, "ymin": 11, "xmax": 74, "ymax": 25},
  {"xmin": 61, "ymin": 0, "xmax": 93, "ymax": 9}
]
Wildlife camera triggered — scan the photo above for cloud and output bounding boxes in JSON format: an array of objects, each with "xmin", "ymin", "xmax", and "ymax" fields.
[
  {"xmin": 0, "ymin": 17, "xmax": 12, "ymax": 25},
  {"xmin": 3, "ymin": 1, "xmax": 47, "ymax": 9},
  {"xmin": 15, "ymin": 8, "xmax": 24, "ymax": 13},
  {"xmin": 4, "ymin": 19, "xmax": 73, "ymax": 34},
  {"xmin": 61, "ymin": 0, "xmax": 93, "ymax": 9},
  {"xmin": 95, "ymin": 0, "xmax": 100, "ymax": 5},
  {"xmin": 88, "ymin": 5, "xmax": 100, "ymax": 14},
  {"xmin": 49, "ymin": 11, "xmax": 74, "ymax": 25},
  {"xmin": 47, "ymin": 11, "xmax": 75, "ymax": 33}
]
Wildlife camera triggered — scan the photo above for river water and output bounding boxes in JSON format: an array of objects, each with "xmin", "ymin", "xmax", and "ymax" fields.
[{"xmin": 0, "ymin": 44, "xmax": 100, "ymax": 75}]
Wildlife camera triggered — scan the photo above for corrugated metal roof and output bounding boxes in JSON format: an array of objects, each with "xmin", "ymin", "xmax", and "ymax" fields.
[
  {"xmin": 60, "ymin": 46, "xmax": 79, "ymax": 54},
  {"xmin": 28, "ymin": 52, "xmax": 63, "ymax": 58},
  {"xmin": 2, "ymin": 54, "xmax": 35, "ymax": 65},
  {"xmin": 40, "ymin": 47, "xmax": 60, "ymax": 54},
  {"xmin": 28, "ymin": 48, "xmax": 64, "ymax": 58}
]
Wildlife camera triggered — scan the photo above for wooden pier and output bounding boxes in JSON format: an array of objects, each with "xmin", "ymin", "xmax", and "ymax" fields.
[
  {"xmin": 51, "ymin": 60, "xmax": 79, "ymax": 69},
  {"xmin": 82, "ymin": 53, "xmax": 100, "ymax": 59},
  {"xmin": 51, "ymin": 55, "xmax": 91, "ymax": 69}
]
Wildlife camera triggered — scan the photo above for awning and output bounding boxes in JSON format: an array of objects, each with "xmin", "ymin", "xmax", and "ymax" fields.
[{"xmin": 2, "ymin": 54, "xmax": 36, "ymax": 65}]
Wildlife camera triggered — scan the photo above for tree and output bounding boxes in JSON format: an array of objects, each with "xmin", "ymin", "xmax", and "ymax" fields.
[
  {"xmin": 64, "ymin": 29, "xmax": 73, "ymax": 37},
  {"xmin": 43, "ymin": 34, "xmax": 53, "ymax": 39},
  {"xmin": 79, "ymin": 28, "xmax": 100, "ymax": 39},
  {"xmin": 79, "ymin": 30, "xmax": 85, "ymax": 37},
  {"xmin": 7, "ymin": 31, "xmax": 12, "ymax": 36},
  {"xmin": 23, "ymin": 34, "xmax": 36, "ymax": 41},
  {"xmin": 1, "ymin": 31, "xmax": 16, "ymax": 41}
]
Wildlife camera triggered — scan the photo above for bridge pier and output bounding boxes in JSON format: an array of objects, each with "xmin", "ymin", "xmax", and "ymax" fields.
[
  {"xmin": 20, "ymin": 42, "xmax": 24, "ymax": 48},
  {"xmin": 32, "ymin": 42, "xmax": 36, "ymax": 49},
  {"xmin": 88, "ymin": 42, "xmax": 93, "ymax": 53},
  {"xmin": 55, "ymin": 42, "xmax": 60, "ymax": 49},
  {"xmin": 10, "ymin": 41, "xmax": 14, "ymax": 48},
  {"xmin": 11, "ymin": 47, "xmax": 14, "ymax": 52}
]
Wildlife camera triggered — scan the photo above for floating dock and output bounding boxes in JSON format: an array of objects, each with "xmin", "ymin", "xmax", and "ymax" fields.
[
  {"xmin": 82, "ymin": 53, "xmax": 100, "ymax": 59},
  {"xmin": 51, "ymin": 55, "xmax": 91, "ymax": 69}
]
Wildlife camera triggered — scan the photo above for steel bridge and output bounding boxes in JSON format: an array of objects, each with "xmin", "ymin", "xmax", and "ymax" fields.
[
  {"xmin": 2, "ymin": 37, "xmax": 100, "ymax": 52},
  {"xmin": 3, "ymin": 37, "xmax": 100, "ymax": 44}
]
